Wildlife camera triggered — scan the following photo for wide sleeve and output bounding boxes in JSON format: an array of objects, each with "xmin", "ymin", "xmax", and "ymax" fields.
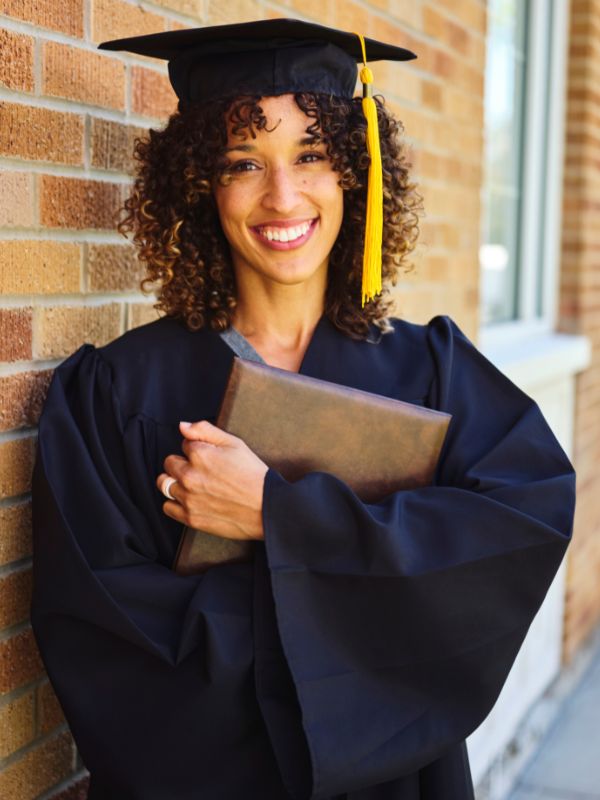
[
  {"xmin": 30, "ymin": 345, "xmax": 271, "ymax": 795},
  {"xmin": 259, "ymin": 314, "xmax": 576, "ymax": 799}
]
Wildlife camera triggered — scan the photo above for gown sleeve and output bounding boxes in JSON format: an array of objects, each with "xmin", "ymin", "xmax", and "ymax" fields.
[
  {"xmin": 259, "ymin": 314, "xmax": 576, "ymax": 799},
  {"xmin": 29, "ymin": 345, "xmax": 274, "ymax": 796}
]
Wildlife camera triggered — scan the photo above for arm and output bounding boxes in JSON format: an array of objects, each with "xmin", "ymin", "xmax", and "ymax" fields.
[{"xmin": 257, "ymin": 315, "xmax": 576, "ymax": 798}]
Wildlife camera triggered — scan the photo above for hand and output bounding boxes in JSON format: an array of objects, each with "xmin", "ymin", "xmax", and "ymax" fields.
[{"xmin": 156, "ymin": 420, "xmax": 269, "ymax": 541}]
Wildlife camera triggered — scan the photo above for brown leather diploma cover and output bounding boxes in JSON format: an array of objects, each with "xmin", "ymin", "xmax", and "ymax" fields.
[{"xmin": 172, "ymin": 358, "xmax": 452, "ymax": 575}]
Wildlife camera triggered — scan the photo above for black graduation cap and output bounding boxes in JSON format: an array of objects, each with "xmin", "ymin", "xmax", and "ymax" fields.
[
  {"xmin": 98, "ymin": 19, "xmax": 418, "ymax": 306},
  {"xmin": 97, "ymin": 18, "xmax": 417, "ymax": 104}
]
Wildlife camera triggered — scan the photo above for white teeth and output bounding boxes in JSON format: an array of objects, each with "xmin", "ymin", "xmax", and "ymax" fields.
[{"xmin": 257, "ymin": 221, "xmax": 312, "ymax": 243}]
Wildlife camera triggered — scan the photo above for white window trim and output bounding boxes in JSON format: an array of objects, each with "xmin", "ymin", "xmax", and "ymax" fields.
[{"xmin": 480, "ymin": 0, "xmax": 571, "ymax": 352}]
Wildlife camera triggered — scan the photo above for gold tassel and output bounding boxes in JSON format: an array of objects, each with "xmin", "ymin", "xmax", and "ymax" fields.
[{"xmin": 354, "ymin": 32, "xmax": 383, "ymax": 306}]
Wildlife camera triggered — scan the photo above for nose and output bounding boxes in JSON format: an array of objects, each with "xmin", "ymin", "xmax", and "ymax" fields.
[{"xmin": 261, "ymin": 164, "xmax": 303, "ymax": 214}]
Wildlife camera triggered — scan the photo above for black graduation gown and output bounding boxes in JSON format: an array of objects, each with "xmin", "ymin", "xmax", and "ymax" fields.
[{"xmin": 30, "ymin": 312, "xmax": 576, "ymax": 800}]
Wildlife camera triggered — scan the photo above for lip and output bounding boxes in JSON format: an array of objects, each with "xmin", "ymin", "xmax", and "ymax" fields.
[{"xmin": 250, "ymin": 218, "xmax": 318, "ymax": 251}]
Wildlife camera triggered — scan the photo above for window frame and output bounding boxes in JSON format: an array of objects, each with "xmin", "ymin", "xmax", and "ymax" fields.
[{"xmin": 479, "ymin": 0, "xmax": 570, "ymax": 352}]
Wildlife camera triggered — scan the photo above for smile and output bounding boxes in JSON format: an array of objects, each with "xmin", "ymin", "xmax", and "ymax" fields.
[{"xmin": 250, "ymin": 218, "xmax": 318, "ymax": 250}]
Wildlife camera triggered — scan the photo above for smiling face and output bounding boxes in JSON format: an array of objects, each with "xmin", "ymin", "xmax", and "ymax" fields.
[{"xmin": 213, "ymin": 94, "xmax": 344, "ymax": 294}]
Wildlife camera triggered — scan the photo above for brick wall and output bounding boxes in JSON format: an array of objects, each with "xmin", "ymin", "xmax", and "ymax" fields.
[
  {"xmin": 560, "ymin": 0, "xmax": 600, "ymax": 662},
  {"xmin": 0, "ymin": 1, "xmax": 486, "ymax": 796}
]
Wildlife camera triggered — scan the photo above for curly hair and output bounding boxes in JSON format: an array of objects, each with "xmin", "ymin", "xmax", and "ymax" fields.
[{"xmin": 118, "ymin": 92, "xmax": 423, "ymax": 340}]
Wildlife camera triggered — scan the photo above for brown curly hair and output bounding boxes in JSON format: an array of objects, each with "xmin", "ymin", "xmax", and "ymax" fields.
[{"xmin": 118, "ymin": 92, "xmax": 423, "ymax": 340}]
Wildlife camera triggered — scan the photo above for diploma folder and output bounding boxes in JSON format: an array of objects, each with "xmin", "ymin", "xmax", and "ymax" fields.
[{"xmin": 172, "ymin": 357, "xmax": 451, "ymax": 575}]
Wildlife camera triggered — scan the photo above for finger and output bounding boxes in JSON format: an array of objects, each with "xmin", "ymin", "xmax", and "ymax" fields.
[
  {"xmin": 163, "ymin": 453, "xmax": 188, "ymax": 476},
  {"xmin": 179, "ymin": 419, "xmax": 236, "ymax": 446},
  {"xmin": 162, "ymin": 499, "xmax": 187, "ymax": 524},
  {"xmin": 156, "ymin": 472, "xmax": 184, "ymax": 503}
]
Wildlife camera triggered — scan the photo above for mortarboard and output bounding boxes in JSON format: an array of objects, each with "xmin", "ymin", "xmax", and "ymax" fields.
[{"xmin": 99, "ymin": 19, "xmax": 417, "ymax": 305}]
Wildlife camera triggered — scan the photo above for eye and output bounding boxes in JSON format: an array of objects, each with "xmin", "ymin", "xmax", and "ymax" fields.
[
  {"xmin": 298, "ymin": 152, "xmax": 326, "ymax": 164},
  {"xmin": 227, "ymin": 160, "xmax": 260, "ymax": 174}
]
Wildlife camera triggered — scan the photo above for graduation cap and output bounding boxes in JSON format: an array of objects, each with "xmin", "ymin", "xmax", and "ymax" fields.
[{"xmin": 99, "ymin": 19, "xmax": 417, "ymax": 305}]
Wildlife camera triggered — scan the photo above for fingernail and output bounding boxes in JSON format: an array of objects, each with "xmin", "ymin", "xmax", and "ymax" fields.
[{"xmin": 179, "ymin": 421, "xmax": 192, "ymax": 428}]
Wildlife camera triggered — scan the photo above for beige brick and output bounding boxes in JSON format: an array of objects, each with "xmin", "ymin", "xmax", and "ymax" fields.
[
  {"xmin": 128, "ymin": 302, "xmax": 161, "ymax": 329},
  {"xmin": 131, "ymin": 66, "xmax": 177, "ymax": 120},
  {"xmin": 0, "ymin": 308, "xmax": 33, "ymax": 361},
  {"xmin": 0, "ymin": 29, "xmax": 34, "ymax": 92},
  {"xmin": 0, "ymin": 567, "xmax": 32, "ymax": 628},
  {"xmin": 35, "ymin": 304, "xmax": 122, "ymax": 359},
  {"xmin": 0, "ymin": 242, "xmax": 81, "ymax": 294},
  {"xmin": 0, "ymin": 104, "xmax": 84, "ymax": 166},
  {"xmin": 0, "ymin": 371, "xmax": 53, "ymax": 433},
  {"xmin": 0, "ymin": 437, "xmax": 36, "ymax": 500},
  {"xmin": 43, "ymin": 42, "xmax": 125, "ymax": 110},
  {"xmin": 38, "ymin": 680, "xmax": 66, "ymax": 735},
  {"xmin": 91, "ymin": 0, "xmax": 166, "ymax": 43},
  {"xmin": 90, "ymin": 118, "xmax": 147, "ymax": 174},
  {"xmin": 0, "ymin": 173, "xmax": 35, "ymax": 228},
  {"xmin": 40, "ymin": 176, "xmax": 127, "ymax": 230},
  {"xmin": 0, "ymin": 627, "xmax": 44, "ymax": 694},
  {"xmin": 0, "ymin": 0, "xmax": 83, "ymax": 36},
  {"xmin": 87, "ymin": 243, "xmax": 145, "ymax": 291},
  {"xmin": 0, "ymin": 691, "xmax": 35, "ymax": 758},
  {"xmin": 166, "ymin": 0, "xmax": 215, "ymax": 16},
  {"xmin": 206, "ymin": 0, "xmax": 262, "ymax": 22},
  {"xmin": 0, "ymin": 503, "xmax": 32, "ymax": 566},
  {"xmin": 0, "ymin": 730, "xmax": 74, "ymax": 800}
]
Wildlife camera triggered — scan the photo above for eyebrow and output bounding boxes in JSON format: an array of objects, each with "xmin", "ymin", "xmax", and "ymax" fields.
[{"xmin": 224, "ymin": 136, "xmax": 320, "ymax": 153}]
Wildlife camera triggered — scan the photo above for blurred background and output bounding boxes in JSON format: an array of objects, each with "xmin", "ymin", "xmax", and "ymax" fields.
[{"xmin": 0, "ymin": 0, "xmax": 598, "ymax": 798}]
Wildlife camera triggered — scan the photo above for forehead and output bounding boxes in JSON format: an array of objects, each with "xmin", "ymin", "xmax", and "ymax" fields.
[{"xmin": 224, "ymin": 94, "xmax": 314, "ymax": 140}]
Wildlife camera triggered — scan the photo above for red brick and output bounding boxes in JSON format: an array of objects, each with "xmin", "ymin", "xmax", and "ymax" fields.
[
  {"xmin": 0, "ymin": 437, "xmax": 36, "ymax": 500},
  {"xmin": 0, "ymin": 371, "xmax": 53, "ymax": 432},
  {"xmin": 0, "ymin": 29, "xmax": 34, "ymax": 92},
  {"xmin": 43, "ymin": 42, "xmax": 125, "ymax": 110},
  {"xmin": 0, "ymin": 104, "xmax": 84, "ymax": 166},
  {"xmin": 40, "ymin": 176, "xmax": 127, "ymax": 230},
  {"xmin": 91, "ymin": 0, "xmax": 166, "ymax": 43},
  {"xmin": 131, "ymin": 66, "xmax": 177, "ymax": 119},
  {"xmin": 0, "ymin": 730, "xmax": 74, "ymax": 799},
  {"xmin": 0, "ymin": 627, "xmax": 44, "ymax": 695},
  {"xmin": 38, "ymin": 680, "xmax": 67, "ymax": 735},
  {"xmin": 0, "ymin": 568, "xmax": 32, "ymax": 628},
  {"xmin": 0, "ymin": 308, "xmax": 33, "ymax": 361},
  {"xmin": 0, "ymin": 0, "xmax": 83, "ymax": 36},
  {"xmin": 0, "ymin": 503, "xmax": 32, "ymax": 566},
  {"xmin": 51, "ymin": 775, "xmax": 91, "ymax": 800},
  {"xmin": 0, "ymin": 691, "xmax": 35, "ymax": 758}
]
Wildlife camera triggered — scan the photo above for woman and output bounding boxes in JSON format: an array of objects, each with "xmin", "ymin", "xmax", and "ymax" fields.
[{"xmin": 31, "ymin": 19, "xmax": 576, "ymax": 800}]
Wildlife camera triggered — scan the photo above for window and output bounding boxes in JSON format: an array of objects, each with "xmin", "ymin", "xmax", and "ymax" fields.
[{"xmin": 480, "ymin": 0, "xmax": 569, "ymax": 332}]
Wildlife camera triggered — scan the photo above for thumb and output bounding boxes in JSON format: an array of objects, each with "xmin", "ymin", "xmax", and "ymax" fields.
[{"xmin": 179, "ymin": 420, "xmax": 234, "ymax": 446}]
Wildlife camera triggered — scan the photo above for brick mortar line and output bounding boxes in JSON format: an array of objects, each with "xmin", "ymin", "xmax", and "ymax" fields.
[
  {"xmin": 0, "ymin": 294, "xmax": 151, "ymax": 307},
  {"xmin": 0, "ymin": 159, "xmax": 134, "ymax": 183},
  {"xmin": 0, "ymin": 617, "xmax": 32, "ymax": 643},
  {"xmin": 36, "ymin": 770, "xmax": 91, "ymax": 800},
  {"xmin": 0, "ymin": 230, "xmax": 129, "ymax": 242},
  {"xmin": 0, "ymin": 87, "xmax": 167, "ymax": 127},
  {"xmin": 0, "ymin": 556, "xmax": 32, "ymax": 580},
  {"xmin": 0, "ymin": 428, "xmax": 37, "ymax": 446},
  {"xmin": 0, "ymin": 720, "xmax": 72, "ymax": 772},
  {"xmin": 0, "ymin": 492, "xmax": 31, "ymax": 510},
  {"xmin": 0, "ymin": 680, "xmax": 37, "ymax": 711}
]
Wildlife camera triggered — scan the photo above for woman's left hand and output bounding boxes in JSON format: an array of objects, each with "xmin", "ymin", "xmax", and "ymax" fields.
[{"xmin": 156, "ymin": 420, "xmax": 269, "ymax": 541}]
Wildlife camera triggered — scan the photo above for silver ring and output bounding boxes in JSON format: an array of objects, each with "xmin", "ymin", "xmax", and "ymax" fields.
[{"xmin": 162, "ymin": 477, "xmax": 178, "ymax": 501}]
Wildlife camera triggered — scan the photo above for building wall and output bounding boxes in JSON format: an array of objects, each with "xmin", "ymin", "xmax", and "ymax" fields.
[
  {"xmin": 6, "ymin": 1, "xmax": 588, "ymax": 798},
  {"xmin": 560, "ymin": 0, "xmax": 600, "ymax": 663}
]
